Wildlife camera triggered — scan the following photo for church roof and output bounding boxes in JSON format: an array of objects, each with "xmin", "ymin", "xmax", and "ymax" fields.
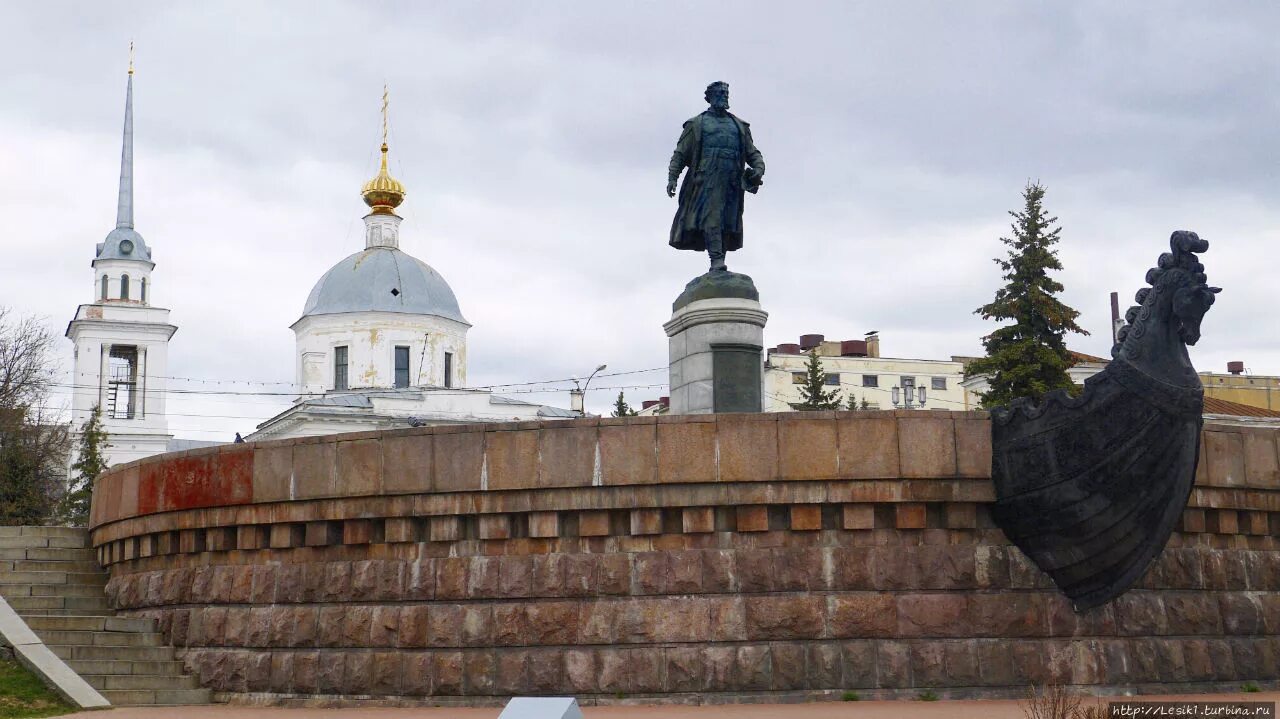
[
  {"xmin": 94, "ymin": 66, "xmax": 153, "ymax": 265},
  {"xmin": 298, "ymin": 246, "xmax": 468, "ymax": 324}
]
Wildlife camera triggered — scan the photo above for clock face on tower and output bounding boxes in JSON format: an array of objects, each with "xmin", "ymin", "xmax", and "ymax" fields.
[{"xmin": 119, "ymin": 239, "xmax": 134, "ymax": 255}]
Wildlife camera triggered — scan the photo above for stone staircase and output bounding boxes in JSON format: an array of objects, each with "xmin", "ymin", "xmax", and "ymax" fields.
[{"xmin": 0, "ymin": 526, "xmax": 210, "ymax": 706}]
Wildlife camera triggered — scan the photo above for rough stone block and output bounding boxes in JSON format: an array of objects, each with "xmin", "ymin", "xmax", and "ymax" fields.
[
  {"xmin": 630, "ymin": 509, "xmax": 663, "ymax": 536},
  {"xmin": 1181, "ymin": 508, "xmax": 1207, "ymax": 533},
  {"xmin": 778, "ymin": 417, "xmax": 838, "ymax": 480},
  {"xmin": 897, "ymin": 594, "xmax": 968, "ymax": 637},
  {"xmin": 895, "ymin": 503, "xmax": 927, "ymax": 529},
  {"xmin": 434, "ymin": 430, "xmax": 484, "ymax": 492},
  {"xmin": 528, "ymin": 511, "xmax": 560, "ymax": 538},
  {"xmin": 578, "ymin": 510, "xmax": 610, "ymax": 537},
  {"xmin": 599, "ymin": 424, "xmax": 658, "ymax": 486},
  {"xmin": 538, "ymin": 426, "xmax": 596, "ymax": 488},
  {"xmin": 429, "ymin": 516, "xmax": 463, "ymax": 542},
  {"xmin": 486, "ymin": 429, "xmax": 539, "ymax": 491},
  {"xmin": 657, "ymin": 421, "xmax": 717, "ymax": 483},
  {"xmin": 899, "ymin": 416, "xmax": 957, "ymax": 478},
  {"xmin": 682, "ymin": 507, "xmax": 715, "ymax": 533},
  {"xmin": 745, "ymin": 596, "xmax": 824, "ymax": 640},
  {"xmin": 736, "ymin": 505, "xmax": 769, "ymax": 532},
  {"xmin": 829, "ymin": 593, "xmax": 896, "ymax": 637},
  {"xmin": 382, "ymin": 434, "xmax": 433, "ymax": 494},
  {"xmin": 716, "ymin": 415, "xmax": 778, "ymax": 482},
  {"xmin": 838, "ymin": 416, "xmax": 899, "ymax": 479},
  {"xmin": 1210, "ymin": 509, "xmax": 1239, "ymax": 535},
  {"xmin": 384, "ymin": 517, "xmax": 418, "ymax": 543},
  {"xmin": 790, "ymin": 505, "xmax": 822, "ymax": 531},
  {"xmin": 478, "ymin": 515, "xmax": 512, "ymax": 540}
]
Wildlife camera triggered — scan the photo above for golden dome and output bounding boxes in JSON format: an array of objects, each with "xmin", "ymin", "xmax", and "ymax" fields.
[{"xmin": 361, "ymin": 143, "xmax": 405, "ymax": 214}]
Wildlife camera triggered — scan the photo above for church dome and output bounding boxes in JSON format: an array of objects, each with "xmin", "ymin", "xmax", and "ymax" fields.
[
  {"xmin": 299, "ymin": 246, "xmax": 468, "ymax": 324},
  {"xmin": 95, "ymin": 227, "xmax": 153, "ymax": 263}
]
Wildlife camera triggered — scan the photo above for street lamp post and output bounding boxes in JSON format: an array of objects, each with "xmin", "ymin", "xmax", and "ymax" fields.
[
  {"xmin": 570, "ymin": 364, "xmax": 608, "ymax": 416},
  {"xmin": 891, "ymin": 384, "xmax": 927, "ymax": 409}
]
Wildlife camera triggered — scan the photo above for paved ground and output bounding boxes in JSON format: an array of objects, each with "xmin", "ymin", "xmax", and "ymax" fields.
[{"xmin": 61, "ymin": 692, "xmax": 1280, "ymax": 719}]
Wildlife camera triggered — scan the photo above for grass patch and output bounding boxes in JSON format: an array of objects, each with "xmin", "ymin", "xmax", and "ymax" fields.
[
  {"xmin": 1243, "ymin": 681, "xmax": 1261, "ymax": 693},
  {"xmin": 840, "ymin": 690, "xmax": 860, "ymax": 701},
  {"xmin": 917, "ymin": 689, "xmax": 939, "ymax": 701},
  {"xmin": 0, "ymin": 659, "xmax": 73, "ymax": 719}
]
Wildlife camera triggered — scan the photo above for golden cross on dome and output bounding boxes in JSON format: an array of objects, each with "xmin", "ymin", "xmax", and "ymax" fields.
[
  {"xmin": 128, "ymin": 40, "xmax": 134, "ymax": 76},
  {"xmin": 381, "ymin": 83, "xmax": 389, "ymax": 146}
]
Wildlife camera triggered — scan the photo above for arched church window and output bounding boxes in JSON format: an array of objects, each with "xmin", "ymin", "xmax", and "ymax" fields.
[
  {"xmin": 140, "ymin": 278, "xmax": 147, "ymax": 304},
  {"xmin": 100, "ymin": 275, "xmax": 109, "ymax": 301},
  {"xmin": 121, "ymin": 274, "xmax": 131, "ymax": 301}
]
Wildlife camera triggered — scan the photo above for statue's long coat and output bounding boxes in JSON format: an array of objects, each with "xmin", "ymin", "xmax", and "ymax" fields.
[{"xmin": 668, "ymin": 111, "xmax": 765, "ymax": 252}]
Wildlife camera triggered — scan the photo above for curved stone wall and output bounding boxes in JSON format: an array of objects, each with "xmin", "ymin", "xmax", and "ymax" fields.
[{"xmin": 88, "ymin": 412, "xmax": 1280, "ymax": 704}]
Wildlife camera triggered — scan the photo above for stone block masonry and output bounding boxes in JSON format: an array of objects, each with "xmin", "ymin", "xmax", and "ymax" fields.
[{"xmin": 88, "ymin": 413, "xmax": 1280, "ymax": 704}]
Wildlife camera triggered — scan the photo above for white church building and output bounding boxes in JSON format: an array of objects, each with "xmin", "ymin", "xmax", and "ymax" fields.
[
  {"xmin": 65, "ymin": 62, "xmax": 178, "ymax": 468},
  {"xmin": 65, "ymin": 69, "xmax": 573, "ymax": 464},
  {"xmin": 246, "ymin": 109, "xmax": 574, "ymax": 440}
]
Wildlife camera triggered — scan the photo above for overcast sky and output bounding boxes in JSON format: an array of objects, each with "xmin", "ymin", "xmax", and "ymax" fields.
[{"xmin": 2, "ymin": 2, "xmax": 1277, "ymax": 440}]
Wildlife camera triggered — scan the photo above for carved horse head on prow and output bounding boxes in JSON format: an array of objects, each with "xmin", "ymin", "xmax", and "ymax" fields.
[{"xmin": 1113, "ymin": 231, "xmax": 1219, "ymax": 384}]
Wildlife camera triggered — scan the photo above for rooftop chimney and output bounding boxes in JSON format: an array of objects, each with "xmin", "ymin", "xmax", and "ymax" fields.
[
  {"xmin": 865, "ymin": 332, "xmax": 880, "ymax": 359},
  {"xmin": 1227, "ymin": 361, "xmax": 1245, "ymax": 375}
]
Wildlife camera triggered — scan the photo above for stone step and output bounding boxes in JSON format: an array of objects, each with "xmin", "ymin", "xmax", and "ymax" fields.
[
  {"xmin": 23, "ymin": 547, "xmax": 99, "ymax": 562},
  {"xmin": 35, "ymin": 629, "xmax": 163, "ymax": 647},
  {"xmin": 66, "ymin": 659, "xmax": 187, "ymax": 676},
  {"xmin": 84, "ymin": 673, "xmax": 202, "ymax": 691},
  {"xmin": 23, "ymin": 583, "xmax": 111, "ymax": 598},
  {"xmin": 24, "ymin": 615, "xmax": 155, "ymax": 633},
  {"xmin": 6, "ymin": 559, "xmax": 104, "ymax": 573},
  {"xmin": 0, "ymin": 535, "xmax": 89, "ymax": 550},
  {"xmin": 5, "ymin": 595, "xmax": 114, "ymax": 613},
  {"xmin": 0, "ymin": 526, "xmax": 89, "ymax": 539},
  {"xmin": 0, "ymin": 570, "xmax": 107, "ymax": 586},
  {"xmin": 49, "ymin": 644, "xmax": 177, "ymax": 662},
  {"xmin": 99, "ymin": 688, "xmax": 212, "ymax": 706}
]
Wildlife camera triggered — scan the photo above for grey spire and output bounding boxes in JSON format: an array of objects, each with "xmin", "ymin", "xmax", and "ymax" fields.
[{"xmin": 115, "ymin": 72, "xmax": 134, "ymax": 229}]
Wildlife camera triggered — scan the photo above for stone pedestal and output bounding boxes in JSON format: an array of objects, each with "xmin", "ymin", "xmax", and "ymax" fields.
[{"xmin": 663, "ymin": 272, "xmax": 768, "ymax": 415}]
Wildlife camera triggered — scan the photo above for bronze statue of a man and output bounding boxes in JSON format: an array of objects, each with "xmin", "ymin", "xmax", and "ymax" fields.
[{"xmin": 667, "ymin": 82, "xmax": 766, "ymax": 273}]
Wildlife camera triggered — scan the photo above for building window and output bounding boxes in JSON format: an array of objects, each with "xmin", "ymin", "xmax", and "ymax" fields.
[
  {"xmin": 334, "ymin": 346, "xmax": 348, "ymax": 391},
  {"xmin": 824, "ymin": 373, "xmax": 840, "ymax": 386},
  {"xmin": 120, "ymin": 274, "xmax": 130, "ymax": 300},
  {"xmin": 791, "ymin": 372, "xmax": 806, "ymax": 385},
  {"xmin": 107, "ymin": 346, "xmax": 139, "ymax": 419},
  {"xmin": 901, "ymin": 376, "xmax": 916, "ymax": 390},
  {"xmin": 100, "ymin": 275, "xmax": 109, "ymax": 301},
  {"xmin": 862, "ymin": 375, "xmax": 878, "ymax": 387},
  {"xmin": 931, "ymin": 377, "xmax": 947, "ymax": 391},
  {"xmin": 140, "ymin": 278, "xmax": 147, "ymax": 303},
  {"xmin": 443, "ymin": 352, "xmax": 454, "ymax": 388},
  {"xmin": 394, "ymin": 346, "xmax": 410, "ymax": 388}
]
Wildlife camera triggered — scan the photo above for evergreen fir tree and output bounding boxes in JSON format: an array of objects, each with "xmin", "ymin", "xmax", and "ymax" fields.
[
  {"xmin": 796, "ymin": 349, "xmax": 842, "ymax": 410},
  {"xmin": 611, "ymin": 391, "xmax": 638, "ymax": 417},
  {"xmin": 58, "ymin": 407, "xmax": 107, "ymax": 526},
  {"xmin": 965, "ymin": 182, "xmax": 1087, "ymax": 408}
]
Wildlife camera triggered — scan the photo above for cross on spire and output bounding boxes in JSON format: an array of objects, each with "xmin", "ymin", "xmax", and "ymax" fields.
[{"xmin": 381, "ymin": 83, "xmax": 389, "ymax": 147}]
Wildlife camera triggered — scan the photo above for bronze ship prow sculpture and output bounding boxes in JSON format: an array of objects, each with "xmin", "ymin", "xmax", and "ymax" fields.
[{"xmin": 990, "ymin": 231, "xmax": 1220, "ymax": 611}]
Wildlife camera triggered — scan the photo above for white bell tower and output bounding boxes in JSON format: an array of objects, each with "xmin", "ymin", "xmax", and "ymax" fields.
[{"xmin": 66, "ymin": 55, "xmax": 177, "ymax": 468}]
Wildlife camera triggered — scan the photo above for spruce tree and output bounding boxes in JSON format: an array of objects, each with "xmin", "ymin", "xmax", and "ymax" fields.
[
  {"xmin": 965, "ymin": 182, "xmax": 1087, "ymax": 408},
  {"xmin": 796, "ymin": 349, "xmax": 842, "ymax": 410},
  {"xmin": 58, "ymin": 406, "xmax": 107, "ymax": 526},
  {"xmin": 611, "ymin": 391, "xmax": 638, "ymax": 417}
]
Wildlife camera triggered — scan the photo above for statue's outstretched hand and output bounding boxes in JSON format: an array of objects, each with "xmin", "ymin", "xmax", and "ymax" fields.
[{"xmin": 666, "ymin": 179, "xmax": 677, "ymax": 198}]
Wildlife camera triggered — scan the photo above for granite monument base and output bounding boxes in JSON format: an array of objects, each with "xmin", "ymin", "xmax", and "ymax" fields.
[{"xmin": 663, "ymin": 272, "xmax": 768, "ymax": 414}]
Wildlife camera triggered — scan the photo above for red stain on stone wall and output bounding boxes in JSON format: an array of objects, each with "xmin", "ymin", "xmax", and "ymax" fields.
[{"xmin": 138, "ymin": 449, "xmax": 253, "ymax": 516}]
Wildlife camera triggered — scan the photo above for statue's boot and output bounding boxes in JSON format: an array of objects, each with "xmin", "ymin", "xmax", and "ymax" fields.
[{"xmin": 708, "ymin": 234, "xmax": 728, "ymax": 272}]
